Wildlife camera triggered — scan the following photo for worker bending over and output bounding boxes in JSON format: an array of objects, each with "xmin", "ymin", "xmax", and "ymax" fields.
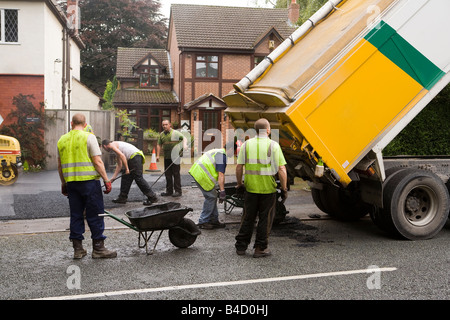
[{"xmin": 102, "ymin": 140, "xmax": 158, "ymax": 205}]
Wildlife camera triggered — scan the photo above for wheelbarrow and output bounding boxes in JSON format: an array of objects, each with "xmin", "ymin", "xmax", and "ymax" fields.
[
  {"xmin": 222, "ymin": 183, "xmax": 289, "ymax": 225},
  {"xmin": 103, "ymin": 202, "xmax": 201, "ymax": 255}
]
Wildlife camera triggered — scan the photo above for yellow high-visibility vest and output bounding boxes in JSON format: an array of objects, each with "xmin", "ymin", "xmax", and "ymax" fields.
[{"xmin": 58, "ymin": 130, "xmax": 99, "ymax": 182}]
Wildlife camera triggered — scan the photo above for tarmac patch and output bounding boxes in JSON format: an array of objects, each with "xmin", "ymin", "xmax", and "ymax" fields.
[{"xmin": 272, "ymin": 216, "xmax": 333, "ymax": 247}]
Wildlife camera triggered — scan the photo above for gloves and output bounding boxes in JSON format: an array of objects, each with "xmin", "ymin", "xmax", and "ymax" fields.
[
  {"xmin": 104, "ymin": 180, "xmax": 112, "ymax": 194},
  {"xmin": 236, "ymin": 184, "xmax": 245, "ymax": 195},
  {"xmin": 61, "ymin": 183, "xmax": 68, "ymax": 196},
  {"xmin": 280, "ymin": 189, "xmax": 288, "ymax": 204},
  {"xmin": 218, "ymin": 190, "xmax": 226, "ymax": 204}
]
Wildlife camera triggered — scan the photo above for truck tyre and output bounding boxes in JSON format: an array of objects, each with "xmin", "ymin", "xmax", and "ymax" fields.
[
  {"xmin": 311, "ymin": 187, "xmax": 332, "ymax": 215},
  {"xmin": 370, "ymin": 167, "xmax": 409, "ymax": 233},
  {"xmin": 382, "ymin": 169, "xmax": 449, "ymax": 240},
  {"xmin": 315, "ymin": 184, "xmax": 370, "ymax": 221}
]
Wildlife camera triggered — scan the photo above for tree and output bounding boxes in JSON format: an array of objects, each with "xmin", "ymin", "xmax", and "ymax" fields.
[
  {"xmin": 273, "ymin": 0, "xmax": 328, "ymax": 24},
  {"xmin": 77, "ymin": 0, "xmax": 168, "ymax": 94},
  {"xmin": 102, "ymin": 76, "xmax": 118, "ymax": 110},
  {"xmin": 0, "ymin": 94, "xmax": 52, "ymax": 168}
]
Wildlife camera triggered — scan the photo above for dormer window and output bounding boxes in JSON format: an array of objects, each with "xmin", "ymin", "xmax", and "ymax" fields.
[
  {"xmin": 135, "ymin": 55, "xmax": 162, "ymax": 88},
  {"xmin": 140, "ymin": 67, "xmax": 160, "ymax": 88}
]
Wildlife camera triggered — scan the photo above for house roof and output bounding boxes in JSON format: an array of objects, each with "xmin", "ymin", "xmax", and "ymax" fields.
[
  {"xmin": 183, "ymin": 93, "xmax": 225, "ymax": 111},
  {"xmin": 170, "ymin": 4, "xmax": 297, "ymax": 50},
  {"xmin": 116, "ymin": 47, "xmax": 172, "ymax": 79},
  {"xmin": 113, "ymin": 89, "xmax": 178, "ymax": 105}
]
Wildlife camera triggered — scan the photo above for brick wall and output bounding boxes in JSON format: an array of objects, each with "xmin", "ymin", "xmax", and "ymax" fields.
[
  {"xmin": 0, "ymin": 75, "xmax": 44, "ymax": 127},
  {"xmin": 222, "ymin": 54, "xmax": 251, "ymax": 79}
]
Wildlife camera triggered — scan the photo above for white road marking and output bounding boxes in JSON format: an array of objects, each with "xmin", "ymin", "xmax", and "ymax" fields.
[{"xmin": 35, "ymin": 267, "xmax": 397, "ymax": 300}]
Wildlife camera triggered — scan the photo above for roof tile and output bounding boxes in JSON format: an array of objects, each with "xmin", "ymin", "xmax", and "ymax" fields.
[{"xmin": 171, "ymin": 4, "xmax": 296, "ymax": 50}]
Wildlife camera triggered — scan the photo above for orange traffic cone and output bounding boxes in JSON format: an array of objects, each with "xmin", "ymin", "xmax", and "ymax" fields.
[{"xmin": 146, "ymin": 148, "xmax": 161, "ymax": 172}]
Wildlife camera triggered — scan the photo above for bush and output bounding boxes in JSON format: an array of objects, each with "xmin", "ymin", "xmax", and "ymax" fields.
[{"xmin": 384, "ymin": 85, "xmax": 450, "ymax": 156}]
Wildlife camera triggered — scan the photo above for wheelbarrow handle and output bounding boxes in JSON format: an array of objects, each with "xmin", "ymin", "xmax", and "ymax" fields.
[{"xmin": 102, "ymin": 210, "xmax": 139, "ymax": 232}]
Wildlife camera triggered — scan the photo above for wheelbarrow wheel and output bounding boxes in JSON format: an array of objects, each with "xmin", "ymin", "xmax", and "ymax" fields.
[{"xmin": 169, "ymin": 218, "xmax": 200, "ymax": 248}]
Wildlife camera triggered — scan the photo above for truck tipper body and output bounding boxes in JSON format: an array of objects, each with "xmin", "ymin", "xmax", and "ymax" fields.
[{"xmin": 223, "ymin": 0, "xmax": 450, "ymax": 240}]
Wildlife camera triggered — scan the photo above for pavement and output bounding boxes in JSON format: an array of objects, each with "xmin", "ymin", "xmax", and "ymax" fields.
[{"xmin": 0, "ymin": 156, "xmax": 327, "ymax": 236}]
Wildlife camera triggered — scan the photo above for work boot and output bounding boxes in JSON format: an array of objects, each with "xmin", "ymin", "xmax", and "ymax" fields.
[
  {"xmin": 92, "ymin": 239, "xmax": 117, "ymax": 259},
  {"xmin": 198, "ymin": 222, "xmax": 214, "ymax": 230},
  {"xmin": 143, "ymin": 193, "xmax": 158, "ymax": 205},
  {"xmin": 253, "ymin": 247, "xmax": 272, "ymax": 258},
  {"xmin": 112, "ymin": 194, "xmax": 127, "ymax": 204},
  {"xmin": 172, "ymin": 192, "xmax": 182, "ymax": 197},
  {"xmin": 72, "ymin": 239, "xmax": 87, "ymax": 259},
  {"xmin": 211, "ymin": 221, "xmax": 226, "ymax": 229},
  {"xmin": 161, "ymin": 192, "xmax": 173, "ymax": 197}
]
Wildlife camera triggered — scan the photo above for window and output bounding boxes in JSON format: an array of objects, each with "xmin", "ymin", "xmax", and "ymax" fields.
[
  {"xmin": 254, "ymin": 56, "xmax": 265, "ymax": 66},
  {"xmin": 139, "ymin": 67, "xmax": 160, "ymax": 88},
  {"xmin": 196, "ymin": 55, "xmax": 218, "ymax": 78},
  {"xmin": 126, "ymin": 108, "xmax": 171, "ymax": 132},
  {"xmin": 0, "ymin": 9, "xmax": 18, "ymax": 43},
  {"xmin": 150, "ymin": 109, "xmax": 170, "ymax": 131}
]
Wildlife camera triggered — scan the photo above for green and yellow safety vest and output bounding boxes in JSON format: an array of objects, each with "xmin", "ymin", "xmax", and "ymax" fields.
[
  {"xmin": 189, "ymin": 149, "xmax": 225, "ymax": 191},
  {"xmin": 57, "ymin": 130, "xmax": 100, "ymax": 182},
  {"xmin": 238, "ymin": 137, "xmax": 286, "ymax": 194}
]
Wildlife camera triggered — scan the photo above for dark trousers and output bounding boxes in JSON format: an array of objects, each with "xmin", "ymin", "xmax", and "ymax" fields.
[
  {"xmin": 67, "ymin": 180, "xmax": 106, "ymax": 241},
  {"xmin": 235, "ymin": 192, "xmax": 277, "ymax": 251},
  {"xmin": 120, "ymin": 155, "xmax": 155, "ymax": 198},
  {"xmin": 164, "ymin": 158, "xmax": 182, "ymax": 194}
]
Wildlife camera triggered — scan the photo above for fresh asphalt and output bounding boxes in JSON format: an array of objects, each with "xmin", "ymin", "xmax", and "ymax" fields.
[
  {"xmin": 0, "ymin": 168, "xmax": 196, "ymax": 220},
  {"xmin": 2, "ymin": 166, "xmax": 450, "ymax": 302}
]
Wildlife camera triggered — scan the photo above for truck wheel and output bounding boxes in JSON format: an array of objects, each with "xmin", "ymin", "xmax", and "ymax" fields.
[
  {"xmin": 370, "ymin": 167, "xmax": 409, "ymax": 233},
  {"xmin": 317, "ymin": 184, "xmax": 370, "ymax": 221},
  {"xmin": 311, "ymin": 187, "xmax": 332, "ymax": 215},
  {"xmin": 383, "ymin": 169, "xmax": 449, "ymax": 240}
]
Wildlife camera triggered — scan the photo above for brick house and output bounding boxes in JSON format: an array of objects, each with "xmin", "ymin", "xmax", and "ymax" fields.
[
  {"xmin": 0, "ymin": 0, "xmax": 103, "ymax": 129},
  {"xmin": 114, "ymin": 3, "xmax": 298, "ymax": 153}
]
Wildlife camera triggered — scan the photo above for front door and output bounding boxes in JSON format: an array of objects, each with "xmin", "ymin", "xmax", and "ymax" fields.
[{"xmin": 200, "ymin": 110, "xmax": 221, "ymax": 152}]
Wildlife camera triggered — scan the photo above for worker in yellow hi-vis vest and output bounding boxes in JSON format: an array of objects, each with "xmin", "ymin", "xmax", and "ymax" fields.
[
  {"xmin": 57, "ymin": 113, "xmax": 116, "ymax": 260},
  {"xmin": 235, "ymin": 118, "xmax": 288, "ymax": 258},
  {"xmin": 189, "ymin": 142, "xmax": 235, "ymax": 230}
]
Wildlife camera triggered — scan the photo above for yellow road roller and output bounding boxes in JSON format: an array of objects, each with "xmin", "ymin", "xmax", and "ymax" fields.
[{"xmin": 0, "ymin": 134, "xmax": 22, "ymax": 185}]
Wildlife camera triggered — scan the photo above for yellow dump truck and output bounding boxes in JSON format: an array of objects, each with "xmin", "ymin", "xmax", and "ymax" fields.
[
  {"xmin": 224, "ymin": 0, "xmax": 450, "ymax": 240},
  {"xmin": 0, "ymin": 135, "xmax": 22, "ymax": 185}
]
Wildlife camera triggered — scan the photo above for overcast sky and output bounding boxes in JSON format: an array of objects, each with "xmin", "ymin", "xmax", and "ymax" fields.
[{"xmin": 159, "ymin": 0, "xmax": 273, "ymax": 19}]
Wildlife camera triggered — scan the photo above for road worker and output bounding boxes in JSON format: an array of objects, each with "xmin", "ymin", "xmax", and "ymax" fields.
[
  {"xmin": 57, "ymin": 113, "xmax": 117, "ymax": 259},
  {"xmin": 102, "ymin": 139, "xmax": 158, "ymax": 205},
  {"xmin": 189, "ymin": 142, "xmax": 235, "ymax": 229},
  {"xmin": 235, "ymin": 118, "xmax": 288, "ymax": 258},
  {"xmin": 156, "ymin": 120, "xmax": 187, "ymax": 197}
]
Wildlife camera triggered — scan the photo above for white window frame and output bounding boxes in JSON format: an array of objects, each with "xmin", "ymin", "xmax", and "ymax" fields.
[{"xmin": 0, "ymin": 8, "xmax": 19, "ymax": 44}]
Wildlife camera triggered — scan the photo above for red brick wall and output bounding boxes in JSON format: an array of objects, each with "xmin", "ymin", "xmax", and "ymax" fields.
[{"xmin": 0, "ymin": 75, "xmax": 44, "ymax": 127}]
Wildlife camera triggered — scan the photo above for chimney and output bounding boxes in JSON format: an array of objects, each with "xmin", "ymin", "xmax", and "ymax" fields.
[
  {"xmin": 288, "ymin": 0, "xmax": 300, "ymax": 26},
  {"xmin": 66, "ymin": 0, "xmax": 79, "ymax": 34}
]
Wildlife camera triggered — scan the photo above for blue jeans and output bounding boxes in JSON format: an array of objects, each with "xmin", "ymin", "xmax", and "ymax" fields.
[
  {"xmin": 195, "ymin": 181, "xmax": 219, "ymax": 224},
  {"xmin": 67, "ymin": 180, "xmax": 106, "ymax": 241}
]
